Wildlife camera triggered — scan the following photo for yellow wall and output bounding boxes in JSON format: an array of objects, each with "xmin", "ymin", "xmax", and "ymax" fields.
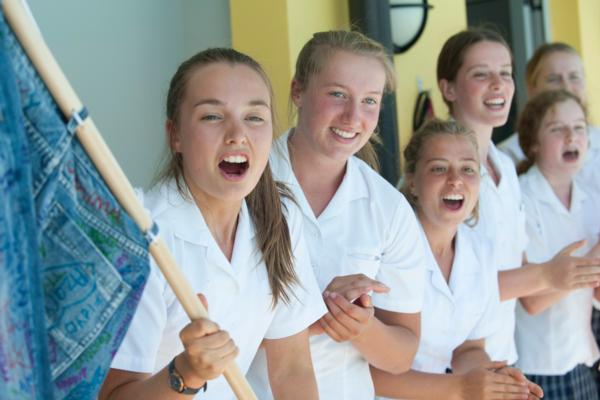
[
  {"xmin": 548, "ymin": 0, "xmax": 600, "ymax": 124},
  {"xmin": 394, "ymin": 0, "xmax": 467, "ymax": 154}
]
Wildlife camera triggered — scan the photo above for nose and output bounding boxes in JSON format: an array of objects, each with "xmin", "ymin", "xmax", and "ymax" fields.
[
  {"xmin": 225, "ymin": 118, "xmax": 247, "ymax": 144},
  {"xmin": 341, "ymin": 100, "xmax": 361, "ymax": 126},
  {"xmin": 448, "ymin": 169, "xmax": 462, "ymax": 187},
  {"xmin": 490, "ymin": 73, "xmax": 503, "ymax": 90}
]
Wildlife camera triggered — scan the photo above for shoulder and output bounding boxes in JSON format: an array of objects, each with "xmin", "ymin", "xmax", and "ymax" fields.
[{"xmin": 352, "ymin": 156, "xmax": 409, "ymax": 206}]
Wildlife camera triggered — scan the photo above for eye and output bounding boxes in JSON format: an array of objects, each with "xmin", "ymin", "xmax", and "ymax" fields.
[
  {"xmin": 473, "ymin": 71, "xmax": 488, "ymax": 79},
  {"xmin": 500, "ymin": 71, "xmax": 513, "ymax": 80},
  {"xmin": 200, "ymin": 114, "xmax": 222, "ymax": 121},
  {"xmin": 329, "ymin": 91, "xmax": 347, "ymax": 99},
  {"xmin": 574, "ymin": 124, "xmax": 587, "ymax": 133},
  {"xmin": 431, "ymin": 165, "xmax": 447, "ymax": 174},
  {"xmin": 569, "ymin": 74, "xmax": 582, "ymax": 82},
  {"xmin": 546, "ymin": 75, "xmax": 560, "ymax": 84},
  {"xmin": 246, "ymin": 115, "xmax": 265, "ymax": 123},
  {"xmin": 463, "ymin": 165, "xmax": 477, "ymax": 174},
  {"xmin": 364, "ymin": 97, "xmax": 378, "ymax": 106}
]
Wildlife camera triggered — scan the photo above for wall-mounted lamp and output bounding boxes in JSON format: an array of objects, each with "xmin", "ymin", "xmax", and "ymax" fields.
[{"xmin": 390, "ymin": 0, "xmax": 433, "ymax": 53}]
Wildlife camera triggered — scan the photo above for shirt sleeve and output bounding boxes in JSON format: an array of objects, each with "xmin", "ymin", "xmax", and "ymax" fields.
[
  {"xmin": 111, "ymin": 261, "xmax": 168, "ymax": 373},
  {"xmin": 265, "ymin": 202, "xmax": 327, "ymax": 339},
  {"xmin": 372, "ymin": 195, "xmax": 426, "ymax": 313}
]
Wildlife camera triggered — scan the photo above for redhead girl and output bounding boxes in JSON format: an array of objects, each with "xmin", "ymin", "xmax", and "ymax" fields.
[
  {"xmin": 498, "ymin": 42, "xmax": 600, "ymax": 166},
  {"xmin": 515, "ymin": 89, "xmax": 600, "ymax": 399},
  {"xmin": 248, "ymin": 30, "xmax": 427, "ymax": 400},
  {"xmin": 436, "ymin": 28, "xmax": 600, "ymax": 368},
  {"xmin": 99, "ymin": 48, "xmax": 325, "ymax": 400},
  {"xmin": 372, "ymin": 118, "xmax": 543, "ymax": 400}
]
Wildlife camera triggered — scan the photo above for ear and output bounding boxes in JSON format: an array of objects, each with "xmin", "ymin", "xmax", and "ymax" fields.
[
  {"xmin": 439, "ymin": 79, "xmax": 457, "ymax": 102},
  {"xmin": 166, "ymin": 119, "xmax": 181, "ymax": 153},
  {"xmin": 291, "ymin": 79, "xmax": 304, "ymax": 108},
  {"xmin": 405, "ymin": 173, "xmax": 417, "ymax": 197}
]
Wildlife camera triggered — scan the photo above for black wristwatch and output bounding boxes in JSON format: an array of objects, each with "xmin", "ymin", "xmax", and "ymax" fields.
[{"xmin": 168, "ymin": 356, "xmax": 207, "ymax": 395}]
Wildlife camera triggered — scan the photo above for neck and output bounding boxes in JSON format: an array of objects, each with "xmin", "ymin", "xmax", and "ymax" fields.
[
  {"xmin": 539, "ymin": 167, "xmax": 574, "ymax": 210},
  {"xmin": 418, "ymin": 213, "xmax": 457, "ymax": 282},
  {"xmin": 452, "ymin": 112, "xmax": 493, "ymax": 162},
  {"xmin": 288, "ymin": 127, "xmax": 347, "ymax": 216},
  {"xmin": 185, "ymin": 178, "xmax": 241, "ymax": 261}
]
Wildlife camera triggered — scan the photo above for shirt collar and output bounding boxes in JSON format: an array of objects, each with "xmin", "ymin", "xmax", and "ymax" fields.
[
  {"xmin": 271, "ymin": 130, "xmax": 370, "ymax": 222},
  {"xmin": 149, "ymin": 180, "xmax": 254, "ymax": 246},
  {"xmin": 523, "ymin": 165, "xmax": 587, "ymax": 215}
]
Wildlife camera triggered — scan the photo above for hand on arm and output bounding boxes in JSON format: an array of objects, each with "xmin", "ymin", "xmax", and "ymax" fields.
[
  {"xmin": 264, "ymin": 329, "xmax": 318, "ymax": 400},
  {"xmin": 519, "ymin": 240, "xmax": 600, "ymax": 314},
  {"xmin": 99, "ymin": 294, "xmax": 238, "ymax": 400}
]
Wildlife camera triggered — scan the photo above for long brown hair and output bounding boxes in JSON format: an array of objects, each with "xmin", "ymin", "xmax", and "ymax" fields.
[
  {"xmin": 516, "ymin": 89, "xmax": 587, "ymax": 175},
  {"xmin": 157, "ymin": 48, "xmax": 298, "ymax": 306},
  {"xmin": 291, "ymin": 30, "xmax": 396, "ymax": 170},
  {"xmin": 437, "ymin": 27, "xmax": 512, "ymax": 112},
  {"xmin": 401, "ymin": 118, "xmax": 480, "ymax": 226}
]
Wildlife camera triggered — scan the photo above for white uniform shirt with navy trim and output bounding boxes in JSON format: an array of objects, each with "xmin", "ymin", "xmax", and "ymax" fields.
[
  {"xmin": 467, "ymin": 142, "xmax": 528, "ymax": 364},
  {"xmin": 111, "ymin": 180, "xmax": 326, "ymax": 399},
  {"xmin": 515, "ymin": 166, "xmax": 600, "ymax": 375},
  {"xmin": 247, "ymin": 131, "xmax": 427, "ymax": 400},
  {"xmin": 413, "ymin": 224, "xmax": 500, "ymax": 374}
]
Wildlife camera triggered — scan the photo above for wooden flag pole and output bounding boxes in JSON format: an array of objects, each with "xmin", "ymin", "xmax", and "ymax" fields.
[{"xmin": 2, "ymin": 1, "xmax": 257, "ymax": 399}]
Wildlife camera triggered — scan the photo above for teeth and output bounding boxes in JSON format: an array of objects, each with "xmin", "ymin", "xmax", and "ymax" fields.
[
  {"xmin": 443, "ymin": 194, "xmax": 464, "ymax": 201},
  {"xmin": 484, "ymin": 98, "xmax": 504, "ymax": 106},
  {"xmin": 223, "ymin": 155, "xmax": 247, "ymax": 163},
  {"xmin": 332, "ymin": 127, "xmax": 356, "ymax": 139}
]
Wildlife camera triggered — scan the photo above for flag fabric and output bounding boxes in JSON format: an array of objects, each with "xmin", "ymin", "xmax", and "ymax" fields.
[{"xmin": 0, "ymin": 6, "xmax": 150, "ymax": 399}]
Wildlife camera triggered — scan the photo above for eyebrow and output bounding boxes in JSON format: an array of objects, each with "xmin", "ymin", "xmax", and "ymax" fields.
[
  {"xmin": 193, "ymin": 98, "xmax": 270, "ymax": 108},
  {"xmin": 465, "ymin": 63, "xmax": 512, "ymax": 72},
  {"xmin": 323, "ymin": 82, "xmax": 383, "ymax": 95},
  {"xmin": 425, "ymin": 157, "xmax": 478, "ymax": 163}
]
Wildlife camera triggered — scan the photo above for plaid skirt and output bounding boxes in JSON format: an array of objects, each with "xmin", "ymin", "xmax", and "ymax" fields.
[{"xmin": 526, "ymin": 364, "xmax": 599, "ymax": 400}]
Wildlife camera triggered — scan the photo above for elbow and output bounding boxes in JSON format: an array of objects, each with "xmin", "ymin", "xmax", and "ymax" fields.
[{"xmin": 520, "ymin": 298, "xmax": 545, "ymax": 316}]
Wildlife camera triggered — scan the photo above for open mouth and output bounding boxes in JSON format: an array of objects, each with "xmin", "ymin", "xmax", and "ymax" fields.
[
  {"xmin": 442, "ymin": 194, "xmax": 464, "ymax": 211},
  {"xmin": 218, "ymin": 155, "xmax": 249, "ymax": 178},
  {"xmin": 483, "ymin": 97, "xmax": 505, "ymax": 110},
  {"xmin": 331, "ymin": 127, "xmax": 358, "ymax": 140},
  {"xmin": 562, "ymin": 150, "xmax": 579, "ymax": 162}
]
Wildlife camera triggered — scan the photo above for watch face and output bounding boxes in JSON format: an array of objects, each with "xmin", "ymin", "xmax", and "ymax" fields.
[{"xmin": 170, "ymin": 372, "xmax": 184, "ymax": 393}]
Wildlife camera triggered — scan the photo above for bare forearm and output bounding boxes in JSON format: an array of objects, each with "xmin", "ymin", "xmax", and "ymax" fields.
[
  {"xmin": 519, "ymin": 289, "xmax": 569, "ymax": 315},
  {"xmin": 352, "ymin": 318, "xmax": 418, "ymax": 374},
  {"xmin": 101, "ymin": 367, "xmax": 203, "ymax": 400},
  {"xmin": 270, "ymin": 367, "xmax": 318, "ymax": 400},
  {"xmin": 498, "ymin": 263, "xmax": 548, "ymax": 301},
  {"xmin": 371, "ymin": 366, "xmax": 461, "ymax": 400},
  {"xmin": 451, "ymin": 347, "xmax": 490, "ymax": 375}
]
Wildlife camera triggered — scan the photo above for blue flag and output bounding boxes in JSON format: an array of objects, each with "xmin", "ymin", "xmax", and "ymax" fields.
[{"xmin": 0, "ymin": 7, "xmax": 150, "ymax": 399}]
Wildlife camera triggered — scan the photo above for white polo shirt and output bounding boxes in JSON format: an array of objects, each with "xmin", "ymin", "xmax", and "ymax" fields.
[
  {"xmin": 247, "ymin": 131, "xmax": 427, "ymax": 400},
  {"xmin": 515, "ymin": 166, "xmax": 600, "ymax": 375},
  {"xmin": 111, "ymin": 180, "xmax": 326, "ymax": 400},
  {"xmin": 467, "ymin": 142, "xmax": 528, "ymax": 365},
  {"xmin": 413, "ymin": 224, "xmax": 500, "ymax": 374}
]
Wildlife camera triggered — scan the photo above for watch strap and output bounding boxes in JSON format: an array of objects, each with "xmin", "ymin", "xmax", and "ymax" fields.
[{"xmin": 168, "ymin": 356, "xmax": 207, "ymax": 395}]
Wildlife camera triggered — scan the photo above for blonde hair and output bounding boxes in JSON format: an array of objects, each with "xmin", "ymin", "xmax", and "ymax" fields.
[
  {"xmin": 401, "ymin": 118, "xmax": 480, "ymax": 225},
  {"xmin": 525, "ymin": 42, "xmax": 580, "ymax": 91},
  {"xmin": 517, "ymin": 89, "xmax": 587, "ymax": 175},
  {"xmin": 157, "ymin": 48, "xmax": 298, "ymax": 306},
  {"xmin": 292, "ymin": 30, "xmax": 396, "ymax": 170}
]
